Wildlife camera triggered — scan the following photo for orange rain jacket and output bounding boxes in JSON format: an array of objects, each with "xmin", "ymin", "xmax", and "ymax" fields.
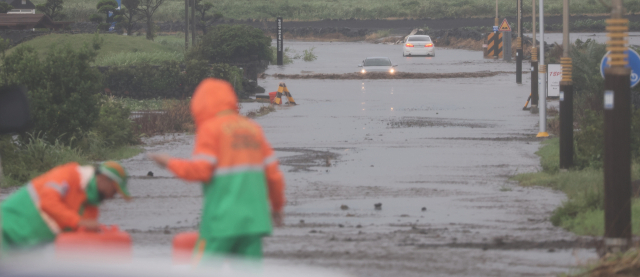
[{"xmin": 166, "ymin": 78, "xmax": 285, "ymax": 238}]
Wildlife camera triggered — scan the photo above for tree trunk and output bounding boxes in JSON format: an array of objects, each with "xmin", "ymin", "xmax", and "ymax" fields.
[{"xmin": 146, "ymin": 18, "xmax": 154, "ymax": 40}]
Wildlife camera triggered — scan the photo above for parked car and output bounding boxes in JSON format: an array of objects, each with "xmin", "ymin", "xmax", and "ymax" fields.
[
  {"xmin": 358, "ymin": 57, "xmax": 397, "ymax": 74},
  {"xmin": 402, "ymin": 35, "xmax": 435, "ymax": 57}
]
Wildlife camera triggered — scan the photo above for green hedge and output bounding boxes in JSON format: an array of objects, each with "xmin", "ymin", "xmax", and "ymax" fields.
[{"xmin": 103, "ymin": 60, "xmax": 244, "ymax": 99}]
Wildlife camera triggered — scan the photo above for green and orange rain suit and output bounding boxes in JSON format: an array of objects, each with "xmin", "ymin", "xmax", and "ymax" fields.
[
  {"xmin": 166, "ymin": 78, "xmax": 285, "ymax": 261},
  {"xmin": 1, "ymin": 162, "xmax": 100, "ymax": 251}
]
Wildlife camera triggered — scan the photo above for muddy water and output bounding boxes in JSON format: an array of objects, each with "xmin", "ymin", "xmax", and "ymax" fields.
[{"xmin": 2, "ymin": 42, "xmax": 598, "ymax": 275}]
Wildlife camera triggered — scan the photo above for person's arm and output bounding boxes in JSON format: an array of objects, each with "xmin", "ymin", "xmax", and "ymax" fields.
[
  {"xmin": 81, "ymin": 205, "xmax": 99, "ymax": 220},
  {"xmin": 150, "ymin": 126, "xmax": 218, "ymax": 182},
  {"xmin": 39, "ymin": 183, "xmax": 82, "ymax": 230}
]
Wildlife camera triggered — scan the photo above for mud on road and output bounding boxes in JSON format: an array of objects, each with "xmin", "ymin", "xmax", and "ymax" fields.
[{"xmin": 266, "ymin": 71, "xmax": 511, "ymax": 80}]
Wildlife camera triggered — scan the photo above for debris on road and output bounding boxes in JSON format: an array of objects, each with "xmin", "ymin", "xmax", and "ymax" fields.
[{"xmin": 267, "ymin": 71, "xmax": 513, "ymax": 80}]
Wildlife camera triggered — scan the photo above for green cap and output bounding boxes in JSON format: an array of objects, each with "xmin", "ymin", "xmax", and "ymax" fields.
[{"xmin": 99, "ymin": 161, "xmax": 131, "ymax": 201}]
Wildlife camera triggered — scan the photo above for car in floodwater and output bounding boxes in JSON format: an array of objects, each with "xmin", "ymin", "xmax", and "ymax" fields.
[
  {"xmin": 402, "ymin": 35, "xmax": 435, "ymax": 57},
  {"xmin": 358, "ymin": 57, "xmax": 397, "ymax": 74}
]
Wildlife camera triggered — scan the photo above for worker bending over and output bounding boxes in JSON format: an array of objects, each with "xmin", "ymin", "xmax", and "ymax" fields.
[{"xmin": 1, "ymin": 161, "xmax": 130, "ymax": 251}]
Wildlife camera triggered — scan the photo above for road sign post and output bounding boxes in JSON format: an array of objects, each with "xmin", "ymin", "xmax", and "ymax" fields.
[
  {"xmin": 516, "ymin": 0, "xmax": 523, "ymax": 84},
  {"xmin": 537, "ymin": 0, "xmax": 548, "ymax": 138},
  {"xmin": 277, "ymin": 17, "xmax": 283, "ymax": 66},
  {"xmin": 530, "ymin": 0, "xmax": 539, "ymax": 111},
  {"xmin": 499, "ymin": 19, "xmax": 512, "ymax": 62},
  {"xmin": 559, "ymin": 0, "xmax": 573, "ymax": 169}
]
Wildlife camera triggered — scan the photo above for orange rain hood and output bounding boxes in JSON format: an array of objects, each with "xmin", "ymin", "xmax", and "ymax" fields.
[{"xmin": 190, "ymin": 78, "xmax": 238, "ymax": 128}]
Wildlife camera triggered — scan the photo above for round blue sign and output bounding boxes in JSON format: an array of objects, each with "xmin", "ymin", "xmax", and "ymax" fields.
[{"xmin": 600, "ymin": 48, "xmax": 640, "ymax": 88}]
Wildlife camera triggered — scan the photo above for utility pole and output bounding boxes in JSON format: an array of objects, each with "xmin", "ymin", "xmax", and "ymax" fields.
[
  {"xmin": 185, "ymin": 0, "xmax": 189, "ymax": 50},
  {"xmin": 559, "ymin": 0, "xmax": 573, "ymax": 168},
  {"xmin": 603, "ymin": 0, "xmax": 631, "ymax": 253},
  {"xmin": 191, "ymin": 0, "xmax": 196, "ymax": 46},
  {"xmin": 516, "ymin": 0, "xmax": 523, "ymax": 84},
  {"xmin": 531, "ymin": 0, "xmax": 539, "ymax": 111},
  {"xmin": 537, "ymin": 0, "xmax": 548, "ymax": 137},
  {"xmin": 495, "ymin": 0, "xmax": 499, "ymax": 27}
]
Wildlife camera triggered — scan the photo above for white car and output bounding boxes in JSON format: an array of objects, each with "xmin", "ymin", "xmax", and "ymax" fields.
[
  {"xmin": 403, "ymin": 35, "xmax": 435, "ymax": 57},
  {"xmin": 358, "ymin": 57, "xmax": 397, "ymax": 74}
]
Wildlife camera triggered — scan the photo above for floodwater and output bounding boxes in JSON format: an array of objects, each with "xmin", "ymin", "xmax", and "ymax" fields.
[{"xmin": 3, "ymin": 41, "xmax": 599, "ymax": 276}]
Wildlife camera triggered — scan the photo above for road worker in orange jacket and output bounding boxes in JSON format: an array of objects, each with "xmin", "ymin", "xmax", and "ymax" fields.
[
  {"xmin": 1, "ymin": 161, "xmax": 130, "ymax": 252},
  {"xmin": 149, "ymin": 78, "xmax": 285, "ymax": 261}
]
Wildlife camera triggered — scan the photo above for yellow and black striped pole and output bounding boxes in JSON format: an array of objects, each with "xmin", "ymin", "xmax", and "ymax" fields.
[{"xmin": 603, "ymin": 0, "xmax": 632, "ymax": 252}]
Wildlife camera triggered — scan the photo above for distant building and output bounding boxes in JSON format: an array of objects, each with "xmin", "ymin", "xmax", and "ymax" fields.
[
  {"xmin": 3, "ymin": 0, "xmax": 36, "ymax": 14},
  {"xmin": 0, "ymin": 14, "xmax": 71, "ymax": 30}
]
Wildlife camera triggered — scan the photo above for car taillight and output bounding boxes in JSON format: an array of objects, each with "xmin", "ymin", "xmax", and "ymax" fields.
[
  {"xmin": 406, "ymin": 43, "xmax": 414, "ymax": 47},
  {"xmin": 425, "ymin": 43, "xmax": 433, "ymax": 47}
]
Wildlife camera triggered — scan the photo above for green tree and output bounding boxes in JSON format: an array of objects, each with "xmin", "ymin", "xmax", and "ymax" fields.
[
  {"xmin": 114, "ymin": 0, "xmax": 142, "ymax": 35},
  {"xmin": 138, "ymin": 0, "xmax": 165, "ymax": 41},
  {"xmin": 2, "ymin": 36, "xmax": 104, "ymax": 145},
  {"xmin": 0, "ymin": 3, "xmax": 13, "ymax": 13},
  {"xmin": 91, "ymin": 0, "xmax": 120, "ymax": 31},
  {"xmin": 187, "ymin": 24, "xmax": 272, "ymax": 63},
  {"xmin": 194, "ymin": 0, "xmax": 221, "ymax": 35},
  {"xmin": 35, "ymin": 0, "xmax": 65, "ymax": 21}
]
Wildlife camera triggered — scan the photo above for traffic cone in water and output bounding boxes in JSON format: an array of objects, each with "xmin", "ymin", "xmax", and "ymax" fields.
[
  {"xmin": 172, "ymin": 231, "xmax": 199, "ymax": 264},
  {"xmin": 274, "ymin": 82, "xmax": 296, "ymax": 105}
]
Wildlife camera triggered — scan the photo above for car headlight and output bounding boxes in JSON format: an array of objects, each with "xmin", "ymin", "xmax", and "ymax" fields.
[
  {"xmin": 361, "ymin": 69, "xmax": 366, "ymax": 73},
  {"xmin": 389, "ymin": 68, "xmax": 395, "ymax": 74}
]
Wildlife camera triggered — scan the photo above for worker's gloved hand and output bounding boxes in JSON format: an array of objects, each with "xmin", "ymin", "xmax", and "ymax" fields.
[
  {"xmin": 148, "ymin": 153, "xmax": 172, "ymax": 168},
  {"xmin": 78, "ymin": 219, "xmax": 102, "ymax": 232},
  {"xmin": 272, "ymin": 211, "xmax": 284, "ymax": 227}
]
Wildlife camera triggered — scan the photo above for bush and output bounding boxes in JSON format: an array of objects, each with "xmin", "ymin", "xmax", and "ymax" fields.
[
  {"xmin": 93, "ymin": 96, "xmax": 138, "ymax": 147},
  {"xmin": 0, "ymin": 134, "xmax": 87, "ymax": 187},
  {"xmin": 2, "ymin": 38, "xmax": 103, "ymax": 146},
  {"xmin": 186, "ymin": 24, "xmax": 273, "ymax": 63},
  {"xmin": 103, "ymin": 61, "xmax": 244, "ymax": 99}
]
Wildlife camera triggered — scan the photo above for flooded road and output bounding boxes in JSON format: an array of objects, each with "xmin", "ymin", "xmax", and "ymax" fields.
[{"xmin": 13, "ymin": 41, "xmax": 598, "ymax": 276}]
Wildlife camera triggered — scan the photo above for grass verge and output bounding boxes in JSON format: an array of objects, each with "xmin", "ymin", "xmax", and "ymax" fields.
[
  {"xmin": 0, "ymin": 136, "xmax": 142, "ymax": 188},
  {"xmin": 512, "ymin": 138, "xmax": 640, "ymax": 236},
  {"xmin": 9, "ymin": 34, "xmax": 184, "ymax": 66}
]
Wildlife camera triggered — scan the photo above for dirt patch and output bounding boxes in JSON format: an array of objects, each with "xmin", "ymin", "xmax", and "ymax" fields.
[
  {"xmin": 274, "ymin": 147, "xmax": 341, "ymax": 172},
  {"xmin": 387, "ymin": 117, "xmax": 493, "ymax": 129},
  {"xmin": 437, "ymin": 37, "xmax": 484, "ymax": 51},
  {"xmin": 413, "ymin": 236, "xmax": 599, "ymax": 250},
  {"xmin": 268, "ymin": 71, "xmax": 510, "ymax": 80}
]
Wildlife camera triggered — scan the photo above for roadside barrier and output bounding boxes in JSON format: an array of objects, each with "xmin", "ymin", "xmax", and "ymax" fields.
[
  {"xmin": 274, "ymin": 82, "xmax": 297, "ymax": 105},
  {"xmin": 522, "ymin": 94, "xmax": 532, "ymax": 110},
  {"xmin": 55, "ymin": 225, "xmax": 131, "ymax": 260},
  {"xmin": 172, "ymin": 231, "xmax": 199, "ymax": 264},
  {"xmin": 485, "ymin": 32, "xmax": 503, "ymax": 59}
]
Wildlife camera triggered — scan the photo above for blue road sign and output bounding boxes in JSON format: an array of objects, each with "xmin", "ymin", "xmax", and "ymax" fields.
[
  {"xmin": 600, "ymin": 48, "xmax": 640, "ymax": 88},
  {"xmin": 493, "ymin": 26, "xmax": 499, "ymax": 32}
]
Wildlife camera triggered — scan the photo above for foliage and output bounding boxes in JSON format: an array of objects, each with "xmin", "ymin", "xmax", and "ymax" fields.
[
  {"xmin": 0, "ymin": 134, "xmax": 86, "ymax": 187},
  {"xmin": 138, "ymin": 0, "xmax": 165, "ymax": 40},
  {"xmin": 7, "ymin": 34, "xmax": 184, "ymax": 66},
  {"xmin": 187, "ymin": 24, "xmax": 272, "ymax": 63},
  {"xmin": 2, "ymin": 35, "xmax": 103, "ymax": 145},
  {"xmin": 114, "ymin": 0, "xmax": 143, "ymax": 35},
  {"xmin": 195, "ymin": 0, "xmax": 221, "ymax": 34},
  {"xmin": 270, "ymin": 46, "xmax": 293, "ymax": 65},
  {"xmin": 93, "ymin": 96, "xmax": 138, "ymax": 147},
  {"xmin": 94, "ymin": 51, "xmax": 183, "ymax": 66},
  {"xmin": 48, "ymin": 0, "xmax": 640, "ymax": 22},
  {"xmin": 91, "ymin": 0, "xmax": 120, "ymax": 31},
  {"xmin": 0, "ymin": 3, "xmax": 13, "ymax": 13},
  {"xmin": 103, "ymin": 60, "xmax": 243, "ymax": 99},
  {"xmin": 36, "ymin": 0, "xmax": 66, "ymax": 20},
  {"xmin": 303, "ymin": 47, "xmax": 317, "ymax": 62},
  {"xmin": 132, "ymin": 100, "xmax": 193, "ymax": 136},
  {"xmin": 512, "ymin": 139, "xmax": 640, "ymax": 237}
]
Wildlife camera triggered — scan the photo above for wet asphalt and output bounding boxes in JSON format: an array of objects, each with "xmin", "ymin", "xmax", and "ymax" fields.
[{"xmin": 3, "ymin": 39, "xmax": 601, "ymax": 276}]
